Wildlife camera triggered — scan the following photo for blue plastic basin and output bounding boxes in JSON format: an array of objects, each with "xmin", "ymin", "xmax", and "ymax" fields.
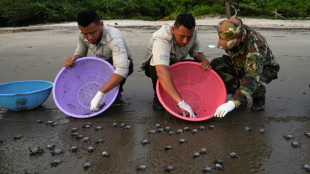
[{"xmin": 0, "ymin": 80, "xmax": 53, "ymax": 111}]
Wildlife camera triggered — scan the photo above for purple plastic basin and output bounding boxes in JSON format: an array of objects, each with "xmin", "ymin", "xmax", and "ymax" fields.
[{"xmin": 53, "ymin": 57, "xmax": 119, "ymax": 118}]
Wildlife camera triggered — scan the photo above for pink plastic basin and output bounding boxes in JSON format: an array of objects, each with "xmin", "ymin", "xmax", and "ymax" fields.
[
  {"xmin": 53, "ymin": 57, "xmax": 119, "ymax": 118},
  {"xmin": 156, "ymin": 62, "xmax": 226, "ymax": 121}
]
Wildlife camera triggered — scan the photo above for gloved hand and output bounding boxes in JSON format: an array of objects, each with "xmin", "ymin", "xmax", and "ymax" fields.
[
  {"xmin": 90, "ymin": 91, "xmax": 104, "ymax": 112},
  {"xmin": 214, "ymin": 100, "xmax": 235, "ymax": 118},
  {"xmin": 178, "ymin": 100, "xmax": 195, "ymax": 118}
]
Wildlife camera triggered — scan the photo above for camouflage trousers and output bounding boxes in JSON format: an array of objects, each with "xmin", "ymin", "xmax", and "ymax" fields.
[{"xmin": 210, "ymin": 55, "xmax": 279, "ymax": 103}]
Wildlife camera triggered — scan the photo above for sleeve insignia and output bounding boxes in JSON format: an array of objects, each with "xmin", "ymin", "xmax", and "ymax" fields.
[{"xmin": 112, "ymin": 45, "xmax": 120, "ymax": 52}]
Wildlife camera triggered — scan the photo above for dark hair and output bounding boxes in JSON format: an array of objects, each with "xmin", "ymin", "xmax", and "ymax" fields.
[
  {"xmin": 174, "ymin": 12, "xmax": 196, "ymax": 30},
  {"xmin": 77, "ymin": 10, "xmax": 100, "ymax": 27}
]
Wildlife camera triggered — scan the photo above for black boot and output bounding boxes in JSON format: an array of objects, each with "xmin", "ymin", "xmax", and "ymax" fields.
[
  {"xmin": 251, "ymin": 97, "xmax": 265, "ymax": 111},
  {"xmin": 112, "ymin": 94, "xmax": 124, "ymax": 106},
  {"xmin": 153, "ymin": 96, "xmax": 164, "ymax": 111}
]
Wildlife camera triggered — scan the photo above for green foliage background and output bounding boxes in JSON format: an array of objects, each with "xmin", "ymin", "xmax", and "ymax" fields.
[{"xmin": 0, "ymin": 0, "xmax": 309, "ymax": 27}]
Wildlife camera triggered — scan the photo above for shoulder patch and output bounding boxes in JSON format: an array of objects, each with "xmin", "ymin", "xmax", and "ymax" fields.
[
  {"xmin": 113, "ymin": 46, "xmax": 120, "ymax": 52},
  {"xmin": 159, "ymin": 54, "xmax": 169, "ymax": 61}
]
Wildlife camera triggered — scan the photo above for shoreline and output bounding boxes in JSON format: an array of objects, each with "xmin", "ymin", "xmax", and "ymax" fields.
[{"xmin": 1, "ymin": 17, "xmax": 309, "ymax": 33}]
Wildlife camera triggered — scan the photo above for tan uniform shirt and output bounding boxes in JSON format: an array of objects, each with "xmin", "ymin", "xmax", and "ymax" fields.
[
  {"xmin": 141, "ymin": 24, "xmax": 203, "ymax": 69},
  {"xmin": 75, "ymin": 23, "xmax": 132, "ymax": 78}
]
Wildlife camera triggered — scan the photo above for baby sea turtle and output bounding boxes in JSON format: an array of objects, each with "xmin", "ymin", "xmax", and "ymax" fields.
[
  {"xmin": 176, "ymin": 129, "xmax": 183, "ymax": 134},
  {"xmin": 71, "ymin": 132, "xmax": 79, "ymax": 137},
  {"xmin": 51, "ymin": 122, "xmax": 59, "ymax": 127},
  {"xmin": 283, "ymin": 134, "xmax": 294, "ymax": 140},
  {"xmin": 184, "ymin": 127, "xmax": 191, "ymax": 131},
  {"xmin": 71, "ymin": 146, "xmax": 78, "ymax": 152},
  {"xmin": 71, "ymin": 127, "xmax": 78, "ymax": 132},
  {"xmin": 164, "ymin": 146, "xmax": 173, "ymax": 151},
  {"xmin": 199, "ymin": 126, "xmax": 205, "ymax": 130},
  {"xmin": 164, "ymin": 127, "xmax": 171, "ymax": 131},
  {"xmin": 209, "ymin": 125, "xmax": 215, "ymax": 129},
  {"xmin": 13, "ymin": 135, "xmax": 23, "ymax": 140},
  {"xmin": 214, "ymin": 160, "xmax": 224, "ymax": 170},
  {"xmin": 200, "ymin": 148, "xmax": 207, "ymax": 154},
  {"xmin": 82, "ymin": 137, "xmax": 90, "ymax": 142},
  {"xmin": 201, "ymin": 167, "xmax": 212, "ymax": 173},
  {"xmin": 141, "ymin": 139, "xmax": 150, "ymax": 145},
  {"xmin": 168, "ymin": 131, "xmax": 174, "ymax": 136},
  {"xmin": 76, "ymin": 134, "xmax": 84, "ymax": 139},
  {"xmin": 95, "ymin": 126, "xmax": 103, "ymax": 131},
  {"xmin": 178, "ymin": 139, "xmax": 186, "ymax": 144},
  {"xmin": 71, "ymin": 132, "xmax": 78, "ymax": 137},
  {"xmin": 244, "ymin": 126, "xmax": 252, "ymax": 132},
  {"xmin": 51, "ymin": 148, "xmax": 64, "ymax": 155},
  {"xmin": 46, "ymin": 144, "xmax": 55, "ymax": 150},
  {"xmin": 179, "ymin": 112, "xmax": 196, "ymax": 117},
  {"xmin": 214, "ymin": 163, "xmax": 224, "ymax": 170},
  {"xmin": 136, "ymin": 164, "xmax": 147, "ymax": 171},
  {"xmin": 229, "ymin": 152, "xmax": 238, "ymax": 158},
  {"xmin": 191, "ymin": 129, "xmax": 198, "ymax": 134},
  {"xmin": 112, "ymin": 123, "xmax": 118, "ymax": 127},
  {"xmin": 29, "ymin": 146, "xmax": 44, "ymax": 155},
  {"xmin": 45, "ymin": 120, "xmax": 54, "ymax": 125},
  {"xmin": 259, "ymin": 129, "xmax": 265, "ymax": 134},
  {"xmin": 292, "ymin": 141, "xmax": 299, "ymax": 148},
  {"xmin": 50, "ymin": 159, "xmax": 62, "ymax": 167},
  {"xmin": 96, "ymin": 139, "xmax": 104, "ymax": 144},
  {"xmin": 82, "ymin": 124, "xmax": 91, "ymax": 128},
  {"xmin": 83, "ymin": 162, "xmax": 92, "ymax": 169},
  {"xmin": 214, "ymin": 160, "xmax": 224, "ymax": 165},
  {"xmin": 120, "ymin": 123, "xmax": 126, "ymax": 128},
  {"xmin": 164, "ymin": 165, "xmax": 174, "ymax": 172},
  {"xmin": 102, "ymin": 151, "xmax": 110, "ymax": 157},
  {"xmin": 148, "ymin": 130, "xmax": 157, "ymax": 134},
  {"xmin": 157, "ymin": 128, "xmax": 164, "ymax": 133},
  {"xmin": 36, "ymin": 120, "xmax": 43, "ymax": 123},
  {"xmin": 124, "ymin": 125, "xmax": 132, "ymax": 129},
  {"xmin": 304, "ymin": 132, "xmax": 310, "ymax": 137},
  {"xmin": 87, "ymin": 146, "xmax": 95, "ymax": 152},
  {"xmin": 303, "ymin": 164, "xmax": 310, "ymax": 171},
  {"xmin": 155, "ymin": 123, "xmax": 162, "ymax": 128},
  {"xmin": 193, "ymin": 152, "xmax": 200, "ymax": 158}
]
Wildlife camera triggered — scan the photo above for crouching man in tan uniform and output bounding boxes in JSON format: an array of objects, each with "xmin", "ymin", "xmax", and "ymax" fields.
[
  {"xmin": 141, "ymin": 12, "xmax": 211, "ymax": 118},
  {"xmin": 64, "ymin": 10, "xmax": 133, "ymax": 111}
]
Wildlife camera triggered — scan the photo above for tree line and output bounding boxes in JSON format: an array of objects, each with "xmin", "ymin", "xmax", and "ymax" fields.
[{"xmin": 0, "ymin": 0, "xmax": 309, "ymax": 27}]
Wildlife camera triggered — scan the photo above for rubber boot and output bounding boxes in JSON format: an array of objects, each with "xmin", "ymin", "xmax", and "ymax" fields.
[
  {"xmin": 112, "ymin": 94, "xmax": 123, "ymax": 106},
  {"xmin": 153, "ymin": 95, "xmax": 164, "ymax": 111},
  {"xmin": 251, "ymin": 97, "xmax": 265, "ymax": 111}
]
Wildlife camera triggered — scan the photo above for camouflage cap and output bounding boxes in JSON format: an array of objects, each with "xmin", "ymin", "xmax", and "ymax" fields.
[{"xmin": 217, "ymin": 18, "xmax": 243, "ymax": 49}]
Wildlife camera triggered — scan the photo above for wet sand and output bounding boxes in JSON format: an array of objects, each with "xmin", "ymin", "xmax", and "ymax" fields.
[{"xmin": 0, "ymin": 20, "xmax": 309, "ymax": 174}]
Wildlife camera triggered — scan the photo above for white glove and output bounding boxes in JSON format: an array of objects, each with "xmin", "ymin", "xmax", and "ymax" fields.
[
  {"xmin": 178, "ymin": 100, "xmax": 196, "ymax": 118},
  {"xmin": 214, "ymin": 100, "xmax": 235, "ymax": 118},
  {"xmin": 90, "ymin": 91, "xmax": 104, "ymax": 112}
]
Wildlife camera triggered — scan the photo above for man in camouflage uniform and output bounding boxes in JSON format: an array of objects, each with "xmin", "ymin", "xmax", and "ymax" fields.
[{"xmin": 212, "ymin": 17, "xmax": 280, "ymax": 118}]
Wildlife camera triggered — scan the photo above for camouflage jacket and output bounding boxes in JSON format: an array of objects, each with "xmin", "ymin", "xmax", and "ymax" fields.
[{"xmin": 227, "ymin": 25, "xmax": 280, "ymax": 107}]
